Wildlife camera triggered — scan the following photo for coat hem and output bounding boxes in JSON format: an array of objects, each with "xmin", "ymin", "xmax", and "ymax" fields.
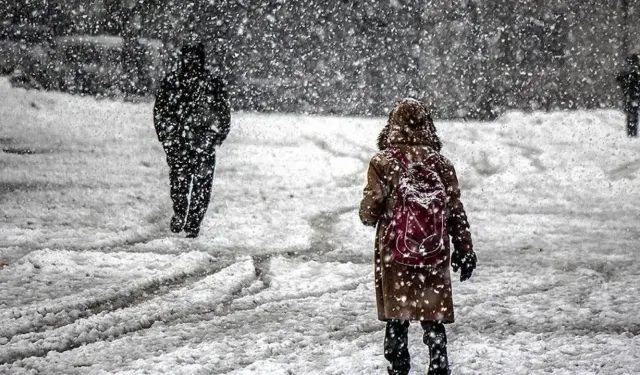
[{"xmin": 377, "ymin": 316, "xmax": 455, "ymax": 324}]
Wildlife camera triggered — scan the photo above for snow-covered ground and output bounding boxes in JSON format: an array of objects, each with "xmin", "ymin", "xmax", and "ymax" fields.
[{"xmin": 1, "ymin": 78, "xmax": 639, "ymax": 374}]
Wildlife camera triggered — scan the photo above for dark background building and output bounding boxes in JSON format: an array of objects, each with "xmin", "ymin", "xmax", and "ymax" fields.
[{"xmin": 0, "ymin": 0, "xmax": 635, "ymax": 118}]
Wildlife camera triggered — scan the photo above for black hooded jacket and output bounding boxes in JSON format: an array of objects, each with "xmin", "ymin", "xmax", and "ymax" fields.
[
  {"xmin": 617, "ymin": 56, "xmax": 640, "ymax": 103},
  {"xmin": 153, "ymin": 66, "xmax": 231, "ymax": 150},
  {"xmin": 617, "ymin": 70, "xmax": 640, "ymax": 102}
]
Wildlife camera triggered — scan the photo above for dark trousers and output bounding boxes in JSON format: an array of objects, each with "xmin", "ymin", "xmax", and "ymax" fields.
[
  {"xmin": 166, "ymin": 145, "xmax": 216, "ymax": 234},
  {"xmin": 625, "ymin": 101, "xmax": 639, "ymax": 137},
  {"xmin": 384, "ymin": 320, "xmax": 448, "ymax": 375}
]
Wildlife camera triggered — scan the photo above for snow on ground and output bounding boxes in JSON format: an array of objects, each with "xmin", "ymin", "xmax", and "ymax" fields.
[
  {"xmin": 1, "ymin": 78, "xmax": 639, "ymax": 374},
  {"xmin": 0, "ymin": 250, "xmax": 215, "ymax": 338}
]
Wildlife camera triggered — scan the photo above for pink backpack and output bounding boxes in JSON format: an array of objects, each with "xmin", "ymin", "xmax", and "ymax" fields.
[{"xmin": 383, "ymin": 148, "xmax": 449, "ymax": 266}]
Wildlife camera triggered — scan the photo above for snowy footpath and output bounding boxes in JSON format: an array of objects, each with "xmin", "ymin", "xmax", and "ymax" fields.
[{"xmin": 1, "ymin": 78, "xmax": 639, "ymax": 374}]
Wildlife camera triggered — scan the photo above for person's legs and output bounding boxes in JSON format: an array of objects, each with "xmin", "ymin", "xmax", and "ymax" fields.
[
  {"xmin": 384, "ymin": 320, "xmax": 411, "ymax": 375},
  {"xmin": 184, "ymin": 150, "xmax": 216, "ymax": 237},
  {"xmin": 166, "ymin": 147, "xmax": 192, "ymax": 233},
  {"xmin": 421, "ymin": 321, "xmax": 449, "ymax": 375},
  {"xmin": 631, "ymin": 102, "xmax": 639, "ymax": 137},
  {"xmin": 626, "ymin": 101, "xmax": 639, "ymax": 137}
]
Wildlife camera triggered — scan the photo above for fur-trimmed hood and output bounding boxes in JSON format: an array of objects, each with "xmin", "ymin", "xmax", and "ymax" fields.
[{"xmin": 377, "ymin": 98, "xmax": 442, "ymax": 151}]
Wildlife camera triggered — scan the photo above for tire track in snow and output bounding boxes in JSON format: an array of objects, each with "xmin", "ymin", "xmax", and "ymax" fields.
[
  {"xmin": 204, "ymin": 322, "xmax": 381, "ymax": 375},
  {"xmin": 197, "ymin": 274, "xmax": 370, "ymax": 324},
  {"xmin": 0, "ymin": 208, "xmax": 234, "ymax": 343},
  {"xmin": 166, "ymin": 267, "xmax": 375, "ymax": 375},
  {"xmin": 309, "ymin": 206, "xmax": 359, "ymax": 254},
  {"xmin": 607, "ymin": 158, "xmax": 640, "ymax": 180},
  {"xmin": 1, "ymin": 257, "xmax": 369, "ymax": 366},
  {"xmin": 1, "ymin": 274, "xmax": 375, "ymax": 374},
  {"xmin": 304, "ymin": 135, "xmax": 371, "ymax": 189},
  {"xmin": 0, "ymin": 259, "xmax": 258, "ymax": 365},
  {"xmin": 461, "ymin": 314, "xmax": 640, "ymax": 337},
  {"xmin": 504, "ymin": 142, "xmax": 546, "ymax": 172},
  {"xmin": 2, "ymin": 130, "xmax": 374, "ymax": 367},
  {"xmin": 0, "ymin": 205, "xmax": 170, "ymax": 253},
  {"xmin": 455, "ymin": 259, "xmax": 640, "ymax": 338},
  {"xmin": 303, "ymin": 136, "xmax": 370, "ymax": 164},
  {"xmin": 299, "ymin": 135, "xmax": 371, "ymax": 262},
  {"xmin": 233, "ymin": 135, "xmax": 369, "ymax": 267},
  {"xmin": 0, "ymin": 256, "xmax": 233, "ymax": 340},
  {"xmin": 55, "ymin": 200, "xmax": 369, "ymax": 356},
  {"xmin": 240, "ymin": 205, "xmax": 363, "ymax": 279}
]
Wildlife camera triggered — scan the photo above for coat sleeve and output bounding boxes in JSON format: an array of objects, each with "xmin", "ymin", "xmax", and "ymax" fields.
[
  {"xmin": 359, "ymin": 155, "xmax": 387, "ymax": 227},
  {"xmin": 153, "ymin": 75, "xmax": 176, "ymax": 145},
  {"xmin": 440, "ymin": 158, "xmax": 474, "ymax": 255},
  {"xmin": 210, "ymin": 78, "xmax": 231, "ymax": 146},
  {"xmin": 617, "ymin": 72, "xmax": 630, "ymax": 91}
]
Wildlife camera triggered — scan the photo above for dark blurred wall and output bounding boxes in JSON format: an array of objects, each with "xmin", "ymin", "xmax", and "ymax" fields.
[{"xmin": 0, "ymin": 0, "xmax": 632, "ymax": 118}]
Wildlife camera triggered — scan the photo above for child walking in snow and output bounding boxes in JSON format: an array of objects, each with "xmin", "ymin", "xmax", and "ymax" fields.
[{"xmin": 359, "ymin": 98, "xmax": 477, "ymax": 375}]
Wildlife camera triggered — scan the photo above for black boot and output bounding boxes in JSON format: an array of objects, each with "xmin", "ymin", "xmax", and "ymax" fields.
[
  {"xmin": 384, "ymin": 320, "xmax": 411, "ymax": 375},
  {"xmin": 185, "ymin": 228, "xmax": 200, "ymax": 238},
  {"xmin": 421, "ymin": 322, "xmax": 450, "ymax": 375},
  {"xmin": 170, "ymin": 215, "xmax": 185, "ymax": 233},
  {"xmin": 387, "ymin": 367, "xmax": 409, "ymax": 375}
]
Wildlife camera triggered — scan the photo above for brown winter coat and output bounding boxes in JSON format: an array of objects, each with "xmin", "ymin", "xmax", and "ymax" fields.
[{"xmin": 360, "ymin": 100, "xmax": 473, "ymax": 322}]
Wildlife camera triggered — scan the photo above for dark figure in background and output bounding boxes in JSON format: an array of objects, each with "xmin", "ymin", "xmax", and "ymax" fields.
[
  {"xmin": 616, "ymin": 54, "xmax": 640, "ymax": 137},
  {"xmin": 153, "ymin": 43, "xmax": 231, "ymax": 238}
]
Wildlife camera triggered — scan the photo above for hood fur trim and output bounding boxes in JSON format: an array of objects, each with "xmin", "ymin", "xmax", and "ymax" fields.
[{"xmin": 377, "ymin": 98, "xmax": 442, "ymax": 151}]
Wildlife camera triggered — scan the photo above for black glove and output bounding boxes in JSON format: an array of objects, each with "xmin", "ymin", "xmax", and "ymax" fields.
[{"xmin": 451, "ymin": 251, "xmax": 477, "ymax": 282}]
